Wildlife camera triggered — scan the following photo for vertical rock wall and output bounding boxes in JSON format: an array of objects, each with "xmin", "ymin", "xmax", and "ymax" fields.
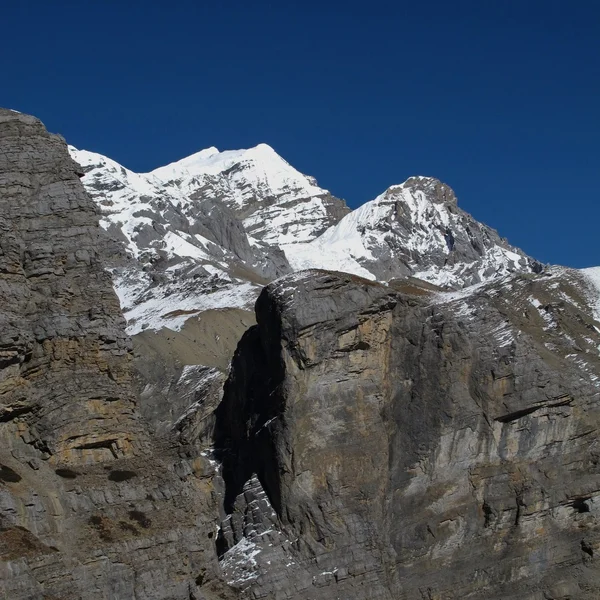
[
  {"xmin": 0, "ymin": 109, "xmax": 233, "ymax": 600},
  {"xmin": 215, "ymin": 270, "xmax": 600, "ymax": 599},
  {"xmin": 0, "ymin": 109, "xmax": 141, "ymax": 466}
]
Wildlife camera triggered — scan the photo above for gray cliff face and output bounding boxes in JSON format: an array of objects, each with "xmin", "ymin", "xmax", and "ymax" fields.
[
  {"xmin": 0, "ymin": 109, "xmax": 233, "ymax": 600},
  {"xmin": 0, "ymin": 108, "xmax": 141, "ymax": 463},
  {"xmin": 215, "ymin": 269, "xmax": 600, "ymax": 599}
]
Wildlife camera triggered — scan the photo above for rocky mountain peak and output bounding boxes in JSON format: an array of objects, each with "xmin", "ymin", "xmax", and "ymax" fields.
[
  {"xmin": 399, "ymin": 174, "xmax": 458, "ymax": 205},
  {"xmin": 286, "ymin": 175, "xmax": 540, "ymax": 288},
  {"xmin": 66, "ymin": 138, "xmax": 545, "ymax": 335}
]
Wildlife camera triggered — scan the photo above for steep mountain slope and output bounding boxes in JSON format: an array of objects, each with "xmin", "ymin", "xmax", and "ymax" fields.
[
  {"xmin": 72, "ymin": 142, "xmax": 347, "ymax": 254},
  {"xmin": 147, "ymin": 143, "xmax": 350, "ymax": 246},
  {"xmin": 582, "ymin": 267, "xmax": 600, "ymax": 320},
  {"xmin": 4, "ymin": 108, "xmax": 600, "ymax": 600},
  {"xmin": 69, "ymin": 145, "xmax": 545, "ymax": 439},
  {"xmin": 70, "ymin": 145, "xmax": 541, "ymax": 338},
  {"xmin": 0, "ymin": 108, "xmax": 233, "ymax": 600}
]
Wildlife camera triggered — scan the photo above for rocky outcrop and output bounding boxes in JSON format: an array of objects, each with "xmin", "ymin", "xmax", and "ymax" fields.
[
  {"xmin": 215, "ymin": 269, "xmax": 600, "ymax": 599},
  {"xmin": 0, "ymin": 109, "xmax": 232, "ymax": 599},
  {"xmin": 0, "ymin": 108, "xmax": 142, "ymax": 464}
]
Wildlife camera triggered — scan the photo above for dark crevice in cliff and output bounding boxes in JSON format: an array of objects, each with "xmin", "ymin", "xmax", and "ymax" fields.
[
  {"xmin": 0, "ymin": 464, "xmax": 22, "ymax": 483},
  {"xmin": 495, "ymin": 405, "xmax": 541, "ymax": 423},
  {"xmin": 572, "ymin": 497, "xmax": 591, "ymax": 513},
  {"xmin": 496, "ymin": 396, "xmax": 574, "ymax": 423},
  {"xmin": 581, "ymin": 539, "xmax": 594, "ymax": 558},
  {"xmin": 0, "ymin": 404, "xmax": 35, "ymax": 423},
  {"xmin": 213, "ymin": 286, "xmax": 287, "ymax": 519}
]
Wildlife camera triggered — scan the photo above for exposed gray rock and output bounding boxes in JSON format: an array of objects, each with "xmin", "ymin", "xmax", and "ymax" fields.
[
  {"xmin": 132, "ymin": 306, "xmax": 254, "ymax": 433},
  {"xmin": 0, "ymin": 108, "xmax": 234, "ymax": 600},
  {"xmin": 188, "ymin": 194, "xmax": 291, "ymax": 281},
  {"xmin": 5, "ymin": 107, "xmax": 600, "ymax": 600},
  {"xmin": 0, "ymin": 107, "xmax": 141, "ymax": 463},
  {"xmin": 215, "ymin": 268, "xmax": 600, "ymax": 599}
]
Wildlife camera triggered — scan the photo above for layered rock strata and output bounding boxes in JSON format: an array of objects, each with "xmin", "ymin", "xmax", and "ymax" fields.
[
  {"xmin": 3, "ymin": 107, "xmax": 600, "ymax": 600},
  {"xmin": 215, "ymin": 269, "xmax": 600, "ymax": 599},
  {"xmin": 0, "ymin": 109, "xmax": 230, "ymax": 600}
]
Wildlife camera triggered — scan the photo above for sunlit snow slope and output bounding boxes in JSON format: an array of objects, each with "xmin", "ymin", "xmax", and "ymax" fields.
[{"xmin": 582, "ymin": 267, "xmax": 600, "ymax": 320}]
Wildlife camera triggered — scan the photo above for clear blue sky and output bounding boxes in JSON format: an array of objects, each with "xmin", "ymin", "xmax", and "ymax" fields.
[{"xmin": 2, "ymin": 1, "xmax": 598, "ymax": 267}]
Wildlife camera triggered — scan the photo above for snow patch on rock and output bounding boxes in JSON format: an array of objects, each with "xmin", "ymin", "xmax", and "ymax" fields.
[{"xmin": 581, "ymin": 267, "xmax": 600, "ymax": 321}]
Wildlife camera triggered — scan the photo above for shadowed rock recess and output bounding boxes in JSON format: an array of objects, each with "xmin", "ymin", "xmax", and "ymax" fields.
[{"xmin": 2, "ymin": 109, "xmax": 600, "ymax": 600}]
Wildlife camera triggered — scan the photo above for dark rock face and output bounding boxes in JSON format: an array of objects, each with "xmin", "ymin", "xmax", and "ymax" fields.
[
  {"xmin": 0, "ymin": 108, "xmax": 141, "ymax": 463},
  {"xmin": 215, "ymin": 269, "xmax": 600, "ymax": 599},
  {"xmin": 0, "ymin": 109, "xmax": 233, "ymax": 599}
]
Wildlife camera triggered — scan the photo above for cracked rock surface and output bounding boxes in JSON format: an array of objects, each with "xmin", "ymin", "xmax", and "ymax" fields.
[
  {"xmin": 215, "ymin": 269, "xmax": 600, "ymax": 599},
  {"xmin": 0, "ymin": 108, "xmax": 233, "ymax": 600}
]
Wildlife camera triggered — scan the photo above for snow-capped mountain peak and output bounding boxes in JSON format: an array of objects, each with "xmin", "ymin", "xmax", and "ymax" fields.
[
  {"xmin": 147, "ymin": 143, "xmax": 339, "ymax": 235},
  {"xmin": 148, "ymin": 145, "xmax": 221, "ymax": 179},
  {"xmin": 69, "ymin": 142, "xmax": 351, "ymax": 334},
  {"xmin": 148, "ymin": 142, "xmax": 310, "ymax": 191},
  {"xmin": 285, "ymin": 176, "xmax": 540, "ymax": 288}
]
